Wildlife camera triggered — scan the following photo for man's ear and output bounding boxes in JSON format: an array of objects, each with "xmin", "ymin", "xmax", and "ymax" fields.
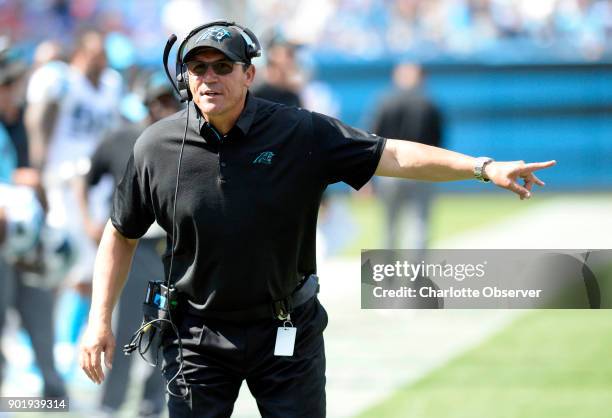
[{"xmin": 245, "ymin": 64, "xmax": 256, "ymax": 87}]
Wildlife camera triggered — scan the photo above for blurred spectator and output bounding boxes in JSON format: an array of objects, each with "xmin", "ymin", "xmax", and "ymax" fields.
[
  {"xmin": 2, "ymin": 0, "xmax": 611, "ymax": 62},
  {"xmin": 252, "ymin": 31, "xmax": 303, "ymax": 107},
  {"xmin": 370, "ymin": 62, "xmax": 442, "ymax": 250},
  {"xmin": 76, "ymin": 71, "xmax": 180, "ymax": 418}
]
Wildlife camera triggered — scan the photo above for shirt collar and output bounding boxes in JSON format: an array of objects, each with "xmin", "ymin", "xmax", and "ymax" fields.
[
  {"xmin": 191, "ymin": 92, "xmax": 258, "ymax": 140},
  {"xmin": 234, "ymin": 92, "xmax": 257, "ymax": 136}
]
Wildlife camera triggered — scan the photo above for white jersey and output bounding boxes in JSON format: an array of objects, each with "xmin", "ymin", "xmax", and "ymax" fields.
[
  {"xmin": 26, "ymin": 62, "xmax": 122, "ymax": 283},
  {"xmin": 26, "ymin": 61, "xmax": 122, "ymax": 182}
]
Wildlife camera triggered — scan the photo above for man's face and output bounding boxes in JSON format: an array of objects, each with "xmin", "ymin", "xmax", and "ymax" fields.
[
  {"xmin": 186, "ymin": 49, "xmax": 255, "ymax": 118},
  {"xmin": 79, "ymin": 33, "xmax": 107, "ymax": 83}
]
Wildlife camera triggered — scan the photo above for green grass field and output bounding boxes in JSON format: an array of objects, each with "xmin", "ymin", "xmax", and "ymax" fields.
[
  {"xmin": 341, "ymin": 192, "xmax": 547, "ymax": 255},
  {"xmin": 350, "ymin": 192, "xmax": 612, "ymax": 418},
  {"xmin": 356, "ymin": 309, "xmax": 612, "ymax": 418}
]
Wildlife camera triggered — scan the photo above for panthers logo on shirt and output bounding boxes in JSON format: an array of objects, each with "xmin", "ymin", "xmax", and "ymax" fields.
[
  {"xmin": 198, "ymin": 27, "xmax": 232, "ymax": 43},
  {"xmin": 253, "ymin": 151, "xmax": 275, "ymax": 165}
]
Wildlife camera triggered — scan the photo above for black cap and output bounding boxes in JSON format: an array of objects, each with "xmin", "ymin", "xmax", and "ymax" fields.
[{"xmin": 182, "ymin": 25, "xmax": 252, "ymax": 63}]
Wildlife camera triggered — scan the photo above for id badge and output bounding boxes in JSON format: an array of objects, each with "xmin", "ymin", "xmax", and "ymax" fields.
[{"xmin": 274, "ymin": 324, "xmax": 297, "ymax": 357}]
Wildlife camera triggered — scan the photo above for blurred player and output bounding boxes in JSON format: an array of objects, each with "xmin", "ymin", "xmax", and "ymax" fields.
[
  {"xmin": 76, "ymin": 72, "xmax": 180, "ymax": 418},
  {"xmin": 371, "ymin": 62, "xmax": 443, "ymax": 250},
  {"xmin": 25, "ymin": 29, "xmax": 122, "ymax": 368}
]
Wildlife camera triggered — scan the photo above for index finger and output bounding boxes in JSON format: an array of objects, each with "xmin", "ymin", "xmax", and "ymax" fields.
[{"xmin": 522, "ymin": 160, "xmax": 556, "ymax": 172}]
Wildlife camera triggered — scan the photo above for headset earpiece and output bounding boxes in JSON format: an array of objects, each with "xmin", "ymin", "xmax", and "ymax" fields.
[
  {"xmin": 176, "ymin": 64, "xmax": 191, "ymax": 102},
  {"xmin": 240, "ymin": 26, "xmax": 262, "ymax": 59}
]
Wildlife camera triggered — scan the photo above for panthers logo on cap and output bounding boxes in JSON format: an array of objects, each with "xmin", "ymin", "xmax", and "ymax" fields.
[{"xmin": 197, "ymin": 27, "xmax": 232, "ymax": 43}]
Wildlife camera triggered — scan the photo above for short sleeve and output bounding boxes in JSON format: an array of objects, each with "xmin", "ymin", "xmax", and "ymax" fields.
[
  {"xmin": 26, "ymin": 62, "xmax": 68, "ymax": 104},
  {"xmin": 312, "ymin": 112, "xmax": 386, "ymax": 190},
  {"xmin": 110, "ymin": 152, "xmax": 155, "ymax": 239}
]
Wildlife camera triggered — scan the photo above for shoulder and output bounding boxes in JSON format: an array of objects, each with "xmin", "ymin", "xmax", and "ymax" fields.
[
  {"xmin": 309, "ymin": 110, "xmax": 343, "ymax": 132},
  {"xmin": 30, "ymin": 61, "xmax": 69, "ymax": 83},
  {"xmin": 252, "ymin": 95, "xmax": 311, "ymax": 125},
  {"xmin": 26, "ymin": 61, "xmax": 70, "ymax": 103}
]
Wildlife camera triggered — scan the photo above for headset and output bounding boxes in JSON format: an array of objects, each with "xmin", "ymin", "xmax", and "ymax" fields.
[{"xmin": 163, "ymin": 20, "xmax": 262, "ymax": 102}]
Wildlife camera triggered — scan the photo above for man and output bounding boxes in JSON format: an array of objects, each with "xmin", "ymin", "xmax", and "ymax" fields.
[
  {"xmin": 80, "ymin": 21, "xmax": 555, "ymax": 418},
  {"xmin": 25, "ymin": 29, "xmax": 121, "ymax": 285},
  {"xmin": 25, "ymin": 30, "xmax": 121, "ymax": 360},
  {"xmin": 76, "ymin": 72, "xmax": 180, "ymax": 418},
  {"xmin": 371, "ymin": 62, "xmax": 442, "ymax": 249}
]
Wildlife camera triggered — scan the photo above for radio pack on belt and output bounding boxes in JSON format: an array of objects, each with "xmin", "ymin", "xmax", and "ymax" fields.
[
  {"xmin": 123, "ymin": 280, "xmax": 179, "ymax": 357},
  {"xmin": 142, "ymin": 280, "xmax": 178, "ymax": 330}
]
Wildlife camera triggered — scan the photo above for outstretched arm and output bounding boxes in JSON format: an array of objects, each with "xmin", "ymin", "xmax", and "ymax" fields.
[
  {"xmin": 80, "ymin": 220, "xmax": 139, "ymax": 384},
  {"xmin": 375, "ymin": 139, "xmax": 556, "ymax": 199}
]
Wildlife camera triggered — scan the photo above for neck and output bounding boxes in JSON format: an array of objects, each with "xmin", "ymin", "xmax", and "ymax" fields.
[
  {"xmin": 200, "ymin": 94, "xmax": 247, "ymax": 135},
  {"xmin": 72, "ymin": 60, "xmax": 100, "ymax": 88}
]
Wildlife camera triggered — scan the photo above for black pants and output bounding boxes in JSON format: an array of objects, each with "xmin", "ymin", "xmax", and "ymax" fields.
[{"xmin": 161, "ymin": 297, "xmax": 328, "ymax": 418}]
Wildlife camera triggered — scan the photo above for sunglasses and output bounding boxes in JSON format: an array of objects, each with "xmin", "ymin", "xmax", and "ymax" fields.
[{"xmin": 185, "ymin": 60, "xmax": 245, "ymax": 76}]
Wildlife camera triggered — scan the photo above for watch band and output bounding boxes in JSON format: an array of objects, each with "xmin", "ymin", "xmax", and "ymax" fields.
[{"xmin": 474, "ymin": 157, "xmax": 493, "ymax": 183}]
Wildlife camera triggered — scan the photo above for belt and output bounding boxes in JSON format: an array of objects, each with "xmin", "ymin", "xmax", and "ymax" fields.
[{"xmin": 183, "ymin": 274, "xmax": 320, "ymax": 321}]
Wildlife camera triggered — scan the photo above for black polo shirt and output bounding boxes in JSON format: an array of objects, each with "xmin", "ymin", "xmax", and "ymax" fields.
[{"xmin": 111, "ymin": 94, "xmax": 386, "ymax": 316}]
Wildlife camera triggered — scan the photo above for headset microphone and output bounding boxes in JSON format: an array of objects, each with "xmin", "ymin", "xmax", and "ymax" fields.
[
  {"xmin": 163, "ymin": 34, "xmax": 183, "ymax": 100},
  {"xmin": 125, "ymin": 31, "xmax": 191, "ymax": 400}
]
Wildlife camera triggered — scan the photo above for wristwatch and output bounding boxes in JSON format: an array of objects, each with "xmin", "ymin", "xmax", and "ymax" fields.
[{"xmin": 474, "ymin": 157, "xmax": 493, "ymax": 183}]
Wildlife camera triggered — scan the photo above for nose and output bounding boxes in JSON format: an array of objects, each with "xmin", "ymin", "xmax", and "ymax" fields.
[{"xmin": 200, "ymin": 64, "xmax": 219, "ymax": 81}]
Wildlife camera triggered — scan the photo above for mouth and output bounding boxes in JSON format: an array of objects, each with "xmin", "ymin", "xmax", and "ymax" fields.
[{"xmin": 202, "ymin": 90, "xmax": 221, "ymax": 97}]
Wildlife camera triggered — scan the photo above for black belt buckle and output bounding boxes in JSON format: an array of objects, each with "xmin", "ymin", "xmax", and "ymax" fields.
[{"xmin": 272, "ymin": 298, "xmax": 292, "ymax": 320}]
